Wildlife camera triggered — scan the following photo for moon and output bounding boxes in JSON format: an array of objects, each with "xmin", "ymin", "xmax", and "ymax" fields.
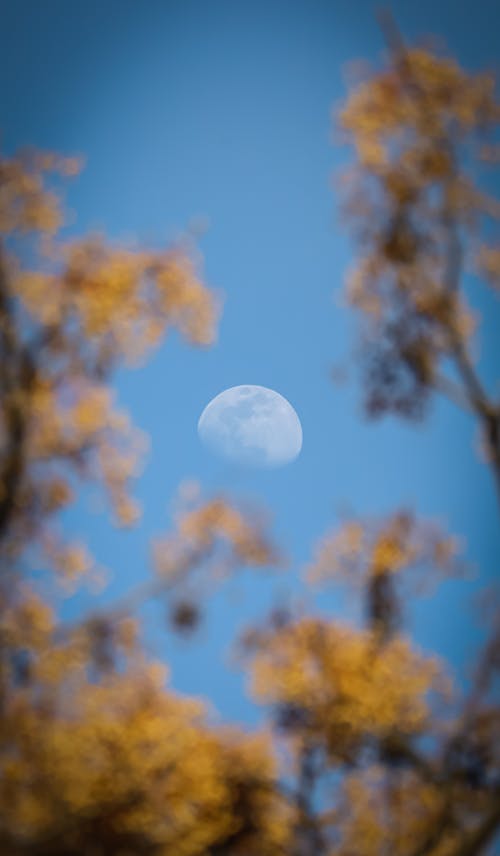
[{"xmin": 198, "ymin": 385, "xmax": 302, "ymax": 468}]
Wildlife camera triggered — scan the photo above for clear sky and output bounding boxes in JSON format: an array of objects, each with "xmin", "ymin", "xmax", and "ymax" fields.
[{"xmin": 2, "ymin": 0, "xmax": 499, "ymax": 725}]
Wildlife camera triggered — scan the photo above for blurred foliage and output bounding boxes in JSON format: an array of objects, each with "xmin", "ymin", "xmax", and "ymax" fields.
[{"xmin": 0, "ymin": 17, "xmax": 499, "ymax": 856}]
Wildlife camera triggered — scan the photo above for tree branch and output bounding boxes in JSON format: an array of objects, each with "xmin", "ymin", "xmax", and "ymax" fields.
[{"xmin": 0, "ymin": 246, "xmax": 35, "ymax": 542}]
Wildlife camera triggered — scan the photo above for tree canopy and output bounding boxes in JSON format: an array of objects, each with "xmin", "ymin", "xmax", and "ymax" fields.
[{"xmin": 0, "ymin": 20, "xmax": 499, "ymax": 856}]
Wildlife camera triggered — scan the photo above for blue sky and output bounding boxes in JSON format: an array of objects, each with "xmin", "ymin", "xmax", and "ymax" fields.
[{"xmin": 2, "ymin": 0, "xmax": 499, "ymax": 725}]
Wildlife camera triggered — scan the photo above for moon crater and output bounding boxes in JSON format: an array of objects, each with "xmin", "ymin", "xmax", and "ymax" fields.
[{"xmin": 198, "ymin": 385, "xmax": 302, "ymax": 468}]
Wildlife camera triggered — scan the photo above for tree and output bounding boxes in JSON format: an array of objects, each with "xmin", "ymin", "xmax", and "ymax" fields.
[{"xmin": 0, "ymin": 20, "xmax": 499, "ymax": 856}]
